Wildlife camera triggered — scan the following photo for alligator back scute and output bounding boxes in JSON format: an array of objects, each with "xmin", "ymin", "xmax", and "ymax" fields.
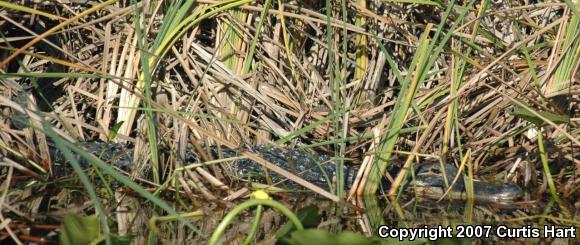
[{"xmin": 231, "ymin": 145, "xmax": 355, "ymax": 189}]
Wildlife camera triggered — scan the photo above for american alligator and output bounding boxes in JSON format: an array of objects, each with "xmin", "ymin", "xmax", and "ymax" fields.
[{"xmin": 48, "ymin": 141, "xmax": 523, "ymax": 202}]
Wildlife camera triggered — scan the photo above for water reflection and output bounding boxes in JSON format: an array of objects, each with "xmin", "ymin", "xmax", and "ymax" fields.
[{"xmin": 343, "ymin": 191, "xmax": 579, "ymax": 242}]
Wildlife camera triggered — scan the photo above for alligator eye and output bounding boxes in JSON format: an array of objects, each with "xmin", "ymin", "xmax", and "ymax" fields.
[{"xmin": 430, "ymin": 167, "xmax": 441, "ymax": 174}]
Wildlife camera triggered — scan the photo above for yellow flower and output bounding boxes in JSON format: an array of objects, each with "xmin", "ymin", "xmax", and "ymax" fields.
[{"xmin": 250, "ymin": 190, "xmax": 271, "ymax": 200}]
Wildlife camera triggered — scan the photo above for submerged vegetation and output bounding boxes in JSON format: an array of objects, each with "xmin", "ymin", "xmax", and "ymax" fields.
[{"xmin": 0, "ymin": 0, "xmax": 578, "ymax": 244}]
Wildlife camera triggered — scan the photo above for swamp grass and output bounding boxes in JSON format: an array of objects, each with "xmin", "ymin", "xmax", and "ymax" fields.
[{"xmin": 0, "ymin": 0, "xmax": 578, "ymax": 243}]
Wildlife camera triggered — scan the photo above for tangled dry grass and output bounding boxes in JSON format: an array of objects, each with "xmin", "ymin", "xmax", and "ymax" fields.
[{"xmin": 0, "ymin": 0, "xmax": 578, "ymax": 243}]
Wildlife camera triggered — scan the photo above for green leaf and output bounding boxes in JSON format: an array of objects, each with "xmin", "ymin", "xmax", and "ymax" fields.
[
  {"xmin": 108, "ymin": 121, "xmax": 124, "ymax": 141},
  {"xmin": 110, "ymin": 234, "xmax": 134, "ymax": 245},
  {"xmin": 276, "ymin": 206, "xmax": 321, "ymax": 238},
  {"xmin": 295, "ymin": 206, "xmax": 321, "ymax": 228},
  {"xmin": 60, "ymin": 213, "xmax": 101, "ymax": 245},
  {"xmin": 510, "ymin": 106, "xmax": 570, "ymax": 126}
]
